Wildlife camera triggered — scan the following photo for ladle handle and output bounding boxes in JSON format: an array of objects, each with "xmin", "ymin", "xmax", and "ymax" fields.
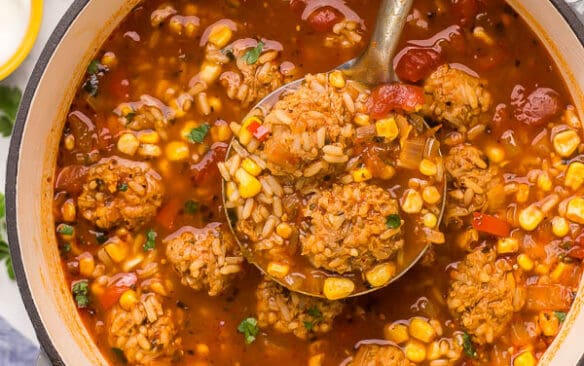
[{"xmin": 344, "ymin": 0, "xmax": 414, "ymax": 85}]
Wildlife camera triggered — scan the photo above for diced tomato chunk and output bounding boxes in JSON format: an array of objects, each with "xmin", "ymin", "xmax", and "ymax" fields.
[
  {"xmin": 451, "ymin": 0, "xmax": 479, "ymax": 26},
  {"xmin": 55, "ymin": 165, "xmax": 88, "ymax": 194},
  {"xmin": 99, "ymin": 272, "xmax": 137, "ymax": 310},
  {"xmin": 367, "ymin": 83, "xmax": 425, "ymax": 118},
  {"xmin": 308, "ymin": 6, "xmax": 343, "ymax": 33},
  {"xmin": 512, "ymin": 86, "xmax": 561, "ymax": 126},
  {"xmin": 395, "ymin": 48, "xmax": 444, "ymax": 83},
  {"xmin": 190, "ymin": 142, "xmax": 228, "ymax": 186},
  {"xmin": 472, "ymin": 212, "xmax": 511, "ymax": 237},
  {"xmin": 156, "ymin": 198, "xmax": 183, "ymax": 230}
]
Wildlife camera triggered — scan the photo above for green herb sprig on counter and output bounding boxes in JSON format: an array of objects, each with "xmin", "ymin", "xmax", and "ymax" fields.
[
  {"xmin": 0, "ymin": 85, "xmax": 22, "ymax": 137},
  {"xmin": 0, "ymin": 193, "xmax": 14, "ymax": 280}
]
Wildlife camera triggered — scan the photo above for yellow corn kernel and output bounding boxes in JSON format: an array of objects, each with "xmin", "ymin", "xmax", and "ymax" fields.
[
  {"xmin": 117, "ymin": 133, "xmax": 139, "ymax": 156},
  {"xmin": 323, "ymin": 277, "xmax": 355, "ymax": 300},
  {"xmin": 61, "ymin": 200, "xmax": 76, "ymax": 222},
  {"xmin": 241, "ymin": 158, "xmax": 262, "ymax": 176},
  {"xmin": 64, "ymin": 135, "xmax": 75, "ymax": 150},
  {"xmin": 553, "ymin": 129, "xmax": 581, "ymax": 158},
  {"xmin": 423, "ymin": 212, "xmax": 438, "ymax": 228},
  {"xmin": 308, "ymin": 354, "xmax": 325, "ymax": 366},
  {"xmin": 473, "ymin": 26, "xmax": 495, "ymax": 45},
  {"xmin": 422, "ymin": 186, "xmax": 441, "ymax": 205},
  {"xmin": 384, "ymin": 322, "xmax": 409, "ymax": 344},
  {"xmin": 405, "ymin": 339, "xmax": 427, "ymax": 363},
  {"xmin": 137, "ymin": 130, "xmax": 160, "ymax": 144},
  {"xmin": 517, "ymin": 254, "xmax": 534, "ymax": 272},
  {"xmin": 551, "ymin": 262, "xmax": 571, "ymax": 282},
  {"xmin": 513, "ymin": 351, "xmax": 537, "ymax": 366},
  {"xmin": 519, "ymin": 204, "xmax": 544, "ymax": 231},
  {"xmin": 276, "ymin": 222, "xmax": 292, "ymax": 239},
  {"xmin": 365, "ymin": 263, "xmax": 396, "ymax": 287},
  {"xmin": 199, "ymin": 61, "xmax": 222, "ymax": 84},
  {"xmin": 566, "ymin": 197, "xmax": 584, "ymax": 224},
  {"xmin": 328, "ymin": 70, "xmax": 346, "ymax": 88},
  {"xmin": 538, "ymin": 311, "xmax": 560, "ymax": 337},
  {"xmin": 486, "ymin": 145, "xmax": 505, "ymax": 164},
  {"xmin": 119, "ymin": 289, "xmax": 139, "ymax": 311},
  {"xmin": 537, "ymin": 172, "xmax": 552, "ymax": 192},
  {"xmin": 78, "ymin": 252, "xmax": 95, "ymax": 277},
  {"xmin": 208, "ymin": 96, "xmax": 222, "ymax": 113},
  {"xmin": 195, "ymin": 343, "xmax": 210, "ymax": 357},
  {"xmin": 419, "ymin": 159, "xmax": 438, "ymax": 176},
  {"xmin": 208, "ymin": 25, "xmax": 233, "ymax": 48},
  {"xmin": 104, "ymin": 242, "xmax": 128, "ymax": 263},
  {"xmin": 101, "ymin": 51, "xmax": 117, "ymax": 67},
  {"xmin": 239, "ymin": 116, "xmax": 262, "ymax": 146},
  {"xmin": 401, "ymin": 189, "xmax": 424, "ymax": 214},
  {"xmin": 180, "ymin": 121, "xmax": 198, "ymax": 141},
  {"xmin": 211, "ymin": 122, "xmax": 232, "ymax": 142},
  {"xmin": 375, "ymin": 118, "xmax": 399, "ymax": 141},
  {"xmin": 409, "ymin": 317, "xmax": 436, "ymax": 343},
  {"xmin": 516, "ymin": 184, "xmax": 530, "ymax": 203},
  {"xmin": 165, "ymin": 141, "xmax": 190, "ymax": 162},
  {"xmin": 565, "ymin": 162, "xmax": 584, "ymax": 190},
  {"xmin": 497, "ymin": 237, "xmax": 519, "ymax": 255},
  {"xmin": 353, "ymin": 113, "xmax": 370, "ymax": 126},
  {"xmin": 149, "ymin": 281, "xmax": 168, "ymax": 296},
  {"xmin": 91, "ymin": 282, "xmax": 104, "ymax": 297},
  {"xmin": 169, "ymin": 18, "xmax": 183, "ymax": 35},
  {"xmin": 426, "ymin": 341, "xmax": 441, "ymax": 361},
  {"xmin": 552, "ymin": 216, "xmax": 570, "ymax": 237},
  {"xmin": 235, "ymin": 168, "xmax": 262, "ymax": 198},
  {"xmin": 352, "ymin": 167, "xmax": 373, "ymax": 182},
  {"xmin": 267, "ymin": 262, "xmax": 290, "ymax": 279},
  {"xmin": 138, "ymin": 144, "xmax": 162, "ymax": 157}
]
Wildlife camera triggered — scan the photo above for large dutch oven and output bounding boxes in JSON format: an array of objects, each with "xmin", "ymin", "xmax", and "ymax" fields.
[{"xmin": 5, "ymin": 0, "xmax": 584, "ymax": 365}]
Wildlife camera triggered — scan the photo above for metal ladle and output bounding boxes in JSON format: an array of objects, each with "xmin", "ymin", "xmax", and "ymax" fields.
[{"xmin": 223, "ymin": 0, "xmax": 446, "ymax": 298}]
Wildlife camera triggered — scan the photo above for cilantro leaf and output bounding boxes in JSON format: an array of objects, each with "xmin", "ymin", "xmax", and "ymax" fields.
[
  {"xmin": 117, "ymin": 182, "xmax": 128, "ymax": 192},
  {"xmin": 303, "ymin": 306, "xmax": 323, "ymax": 330},
  {"xmin": 143, "ymin": 229, "xmax": 157, "ymax": 251},
  {"xmin": 72, "ymin": 280, "xmax": 89, "ymax": 308},
  {"xmin": 303, "ymin": 321, "xmax": 314, "ymax": 330},
  {"xmin": 0, "ymin": 85, "xmax": 22, "ymax": 137},
  {"xmin": 462, "ymin": 332, "xmax": 477, "ymax": 358},
  {"xmin": 237, "ymin": 317, "xmax": 259, "ymax": 344},
  {"xmin": 83, "ymin": 74, "xmax": 100, "ymax": 97},
  {"xmin": 57, "ymin": 224, "xmax": 74, "ymax": 235},
  {"xmin": 184, "ymin": 200, "xmax": 199, "ymax": 214},
  {"xmin": 187, "ymin": 123, "xmax": 210, "ymax": 143},
  {"xmin": 0, "ymin": 241, "xmax": 13, "ymax": 279},
  {"xmin": 554, "ymin": 311, "xmax": 567, "ymax": 323},
  {"xmin": 244, "ymin": 41, "xmax": 264, "ymax": 65},
  {"xmin": 385, "ymin": 214, "xmax": 401, "ymax": 229},
  {"xmin": 87, "ymin": 60, "xmax": 101, "ymax": 74}
]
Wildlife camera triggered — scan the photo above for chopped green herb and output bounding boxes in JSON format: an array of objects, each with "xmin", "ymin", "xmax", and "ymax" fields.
[
  {"xmin": 184, "ymin": 200, "xmax": 199, "ymax": 214},
  {"xmin": 57, "ymin": 224, "xmax": 74, "ymax": 236},
  {"xmin": 303, "ymin": 321, "xmax": 314, "ymax": 330},
  {"xmin": 143, "ymin": 229, "xmax": 157, "ymax": 251},
  {"xmin": 237, "ymin": 317, "xmax": 259, "ymax": 344},
  {"xmin": 554, "ymin": 311, "xmax": 567, "ymax": 322},
  {"xmin": 87, "ymin": 60, "xmax": 101, "ymax": 74},
  {"xmin": 111, "ymin": 347, "xmax": 127, "ymax": 364},
  {"xmin": 385, "ymin": 214, "xmax": 401, "ymax": 229},
  {"xmin": 462, "ymin": 332, "xmax": 477, "ymax": 358},
  {"xmin": 61, "ymin": 243, "xmax": 72, "ymax": 254},
  {"xmin": 117, "ymin": 182, "xmax": 128, "ymax": 192},
  {"xmin": 72, "ymin": 280, "xmax": 89, "ymax": 308},
  {"xmin": 187, "ymin": 123, "xmax": 210, "ymax": 143},
  {"xmin": 244, "ymin": 41, "xmax": 264, "ymax": 65},
  {"xmin": 307, "ymin": 306, "xmax": 322, "ymax": 319},
  {"xmin": 0, "ymin": 85, "xmax": 22, "ymax": 137},
  {"xmin": 83, "ymin": 74, "xmax": 100, "ymax": 97}
]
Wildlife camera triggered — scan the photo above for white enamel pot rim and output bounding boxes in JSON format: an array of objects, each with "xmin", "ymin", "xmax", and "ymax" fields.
[{"xmin": 5, "ymin": 0, "xmax": 584, "ymax": 365}]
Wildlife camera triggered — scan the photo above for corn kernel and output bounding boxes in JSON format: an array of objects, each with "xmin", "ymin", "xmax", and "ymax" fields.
[
  {"xmin": 267, "ymin": 262, "xmax": 290, "ymax": 279},
  {"xmin": 537, "ymin": 172, "xmax": 553, "ymax": 192},
  {"xmin": 137, "ymin": 130, "xmax": 160, "ymax": 144},
  {"xmin": 101, "ymin": 51, "xmax": 117, "ymax": 67},
  {"xmin": 211, "ymin": 122, "xmax": 232, "ymax": 142},
  {"xmin": 513, "ymin": 351, "xmax": 537, "ymax": 366},
  {"xmin": 328, "ymin": 70, "xmax": 346, "ymax": 88},
  {"xmin": 91, "ymin": 282, "xmax": 104, "ymax": 297},
  {"xmin": 553, "ymin": 129, "xmax": 581, "ymax": 158},
  {"xmin": 117, "ymin": 133, "xmax": 139, "ymax": 156},
  {"xmin": 199, "ymin": 61, "xmax": 222, "ymax": 84},
  {"xmin": 486, "ymin": 145, "xmax": 505, "ymax": 164},
  {"xmin": 566, "ymin": 197, "xmax": 584, "ymax": 224},
  {"xmin": 409, "ymin": 317, "xmax": 436, "ymax": 343},
  {"xmin": 235, "ymin": 168, "xmax": 262, "ymax": 198},
  {"xmin": 473, "ymin": 26, "xmax": 495, "ymax": 45},
  {"xmin": 497, "ymin": 237, "xmax": 519, "ymax": 254},
  {"xmin": 323, "ymin": 277, "xmax": 355, "ymax": 300},
  {"xmin": 208, "ymin": 96, "xmax": 222, "ymax": 113},
  {"xmin": 401, "ymin": 189, "xmax": 424, "ymax": 214},
  {"xmin": 352, "ymin": 167, "xmax": 373, "ymax": 182},
  {"xmin": 517, "ymin": 254, "xmax": 534, "ymax": 272},
  {"xmin": 405, "ymin": 339, "xmax": 427, "ymax": 363},
  {"xmin": 518, "ymin": 204, "xmax": 544, "ymax": 231},
  {"xmin": 241, "ymin": 158, "xmax": 262, "ymax": 176},
  {"xmin": 138, "ymin": 144, "xmax": 162, "ymax": 157},
  {"xmin": 535, "ymin": 263, "xmax": 550, "ymax": 275},
  {"xmin": 516, "ymin": 184, "xmax": 530, "ymax": 203},
  {"xmin": 61, "ymin": 200, "xmax": 76, "ymax": 222},
  {"xmin": 276, "ymin": 222, "xmax": 292, "ymax": 239},
  {"xmin": 565, "ymin": 162, "xmax": 584, "ymax": 190},
  {"xmin": 384, "ymin": 322, "xmax": 409, "ymax": 344},
  {"xmin": 119, "ymin": 289, "xmax": 139, "ymax": 311},
  {"xmin": 64, "ymin": 135, "xmax": 75, "ymax": 150},
  {"xmin": 308, "ymin": 354, "xmax": 324, "ymax": 366},
  {"xmin": 353, "ymin": 113, "xmax": 370, "ymax": 126},
  {"xmin": 551, "ymin": 262, "xmax": 571, "ymax": 282},
  {"xmin": 195, "ymin": 343, "xmax": 210, "ymax": 357},
  {"xmin": 422, "ymin": 186, "xmax": 441, "ymax": 204},
  {"xmin": 239, "ymin": 116, "xmax": 262, "ymax": 146},
  {"xmin": 426, "ymin": 341, "xmax": 441, "ymax": 361},
  {"xmin": 104, "ymin": 242, "xmax": 128, "ymax": 263},
  {"xmin": 375, "ymin": 118, "xmax": 399, "ymax": 141},
  {"xmin": 365, "ymin": 263, "xmax": 396, "ymax": 287},
  {"xmin": 423, "ymin": 212, "xmax": 438, "ymax": 228},
  {"xmin": 538, "ymin": 311, "xmax": 560, "ymax": 337},
  {"xmin": 78, "ymin": 252, "xmax": 95, "ymax": 277},
  {"xmin": 419, "ymin": 159, "xmax": 438, "ymax": 176},
  {"xmin": 552, "ymin": 216, "xmax": 570, "ymax": 237},
  {"xmin": 208, "ymin": 24, "xmax": 233, "ymax": 48},
  {"xmin": 180, "ymin": 121, "xmax": 199, "ymax": 141},
  {"xmin": 169, "ymin": 18, "xmax": 183, "ymax": 35},
  {"xmin": 165, "ymin": 141, "xmax": 190, "ymax": 161}
]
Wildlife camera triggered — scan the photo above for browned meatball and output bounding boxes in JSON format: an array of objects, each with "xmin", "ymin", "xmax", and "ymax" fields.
[
  {"xmin": 349, "ymin": 344, "xmax": 412, "ymax": 366},
  {"xmin": 165, "ymin": 224, "xmax": 244, "ymax": 296},
  {"xmin": 256, "ymin": 279, "xmax": 344, "ymax": 339},
  {"xmin": 447, "ymin": 247, "xmax": 524, "ymax": 345},
  {"xmin": 77, "ymin": 158, "xmax": 164, "ymax": 230},
  {"xmin": 106, "ymin": 292, "xmax": 182, "ymax": 365},
  {"xmin": 301, "ymin": 182, "xmax": 403, "ymax": 274}
]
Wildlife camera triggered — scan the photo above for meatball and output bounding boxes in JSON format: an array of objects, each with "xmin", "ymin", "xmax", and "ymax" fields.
[
  {"xmin": 447, "ymin": 247, "xmax": 524, "ymax": 345},
  {"xmin": 301, "ymin": 182, "xmax": 403, "ymax": 274},
  {"xmin": 349, "ymin": 344, "xmax": 411, "ymax": 366},
  {"xmin": 165, "ymin": 224, "xmax": 244, "ymax": 296},
  {"xmin": 256, "ymin": 279, "xmax": 344, "ymax": 339},
  {"xmin": 77, "ymin": 158, "xmax": 164, "ymax": 230},
  {"xmin": 106, "ymin": 292, "xmax": 182, "ymax": 364},
  {"xmin": 424, "ymin": 64, "xmax": 492, "ymax": 131},
  {"xmin": 443, "ymin": 144, "xmax": 503, "ymax": 225}
]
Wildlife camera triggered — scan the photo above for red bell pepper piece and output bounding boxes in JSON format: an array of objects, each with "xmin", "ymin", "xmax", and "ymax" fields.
[{"xmin": 472, "ymin": 212, "xmax": 511, "ymax": 237}]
